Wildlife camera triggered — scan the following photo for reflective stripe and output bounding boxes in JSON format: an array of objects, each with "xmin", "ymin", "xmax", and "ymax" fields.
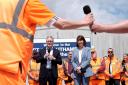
[
  {"xmin": 12, "ymin": 0, "xmax": 25, "ymax": 25},
  {"xmin": 0, "ymin": 23, "xmax": 34, "ymax": 42},
  {"xmin": 0, "ymin": 0, "xmax": 34, "ymax": 42}
]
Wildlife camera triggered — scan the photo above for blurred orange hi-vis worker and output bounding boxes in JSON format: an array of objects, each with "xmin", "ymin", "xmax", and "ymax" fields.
[
  {"xmin": 89, "ymin": 57, "xmax": 105, "ymax": 85},
  {"xmin": 57, "ymin": 64, "xmax": 68, "ymax": 85},
  {"xmin": 105, "ymin": 56, "xmax": 121, "ymax": 80},
  {"xmin": 0, "ymin": 0, "xmax": 54, "ymax": 84},
  {"xmin": 28, "ymin": 58, "xmax": 40, "ymax": 85},
  {"xmin": 121, "ymin": 62, "xmax": 128, "ymax": 85}
]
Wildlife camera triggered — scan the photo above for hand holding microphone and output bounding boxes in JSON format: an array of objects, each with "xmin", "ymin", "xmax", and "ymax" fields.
[
  {"xmin": 45, "ymin": 48, "xmax": 56, "ymax": 60},
  {"xmin": 44, "ymin": 48, "xmax": 51, "ymax": 59},
  {"xmin": 83, "ymin": 5, "xmax": 96, "ymax": 34}
]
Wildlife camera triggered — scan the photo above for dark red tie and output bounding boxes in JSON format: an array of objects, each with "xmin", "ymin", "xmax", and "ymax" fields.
[{"xmin": 68, "ymin": 61, "xmax": 73, "ymax": 74}]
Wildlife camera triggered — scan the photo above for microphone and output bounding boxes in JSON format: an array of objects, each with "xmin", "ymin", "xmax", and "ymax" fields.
[
  {"xmin": 83, "ymin": 5, "xmax": 96, "ymax": 34},
  {"xmin": 46, "ymin": 48, "xmax": 51, "ymax": 60},
  {"xmin": 83, "ymin": 5, "xmax": 91, "ymax": 14},
  {"xmin": 48, "ymin": 48, "xmax": 51, "ymax": 53}
]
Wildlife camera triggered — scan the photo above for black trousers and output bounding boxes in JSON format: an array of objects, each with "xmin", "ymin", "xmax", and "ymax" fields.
[
  {"xmin": 121, "ymin": 80, "xmax": 125, "ymax": 85},
  {"xmin": 106, "ymin": 78, "xmax": 120, "ymax": 85},
  {"xmin": 39, "ymin": 69, "xmax": 57, "ymax": 85}
]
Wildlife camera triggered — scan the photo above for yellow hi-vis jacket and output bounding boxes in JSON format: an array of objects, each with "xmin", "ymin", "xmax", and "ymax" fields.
[
  {"xmin": 0, "ymin": 0, "xmax": 55, "ymax": 82},
  {"xmin": 28, "ymin": 59, "xmax": 40, "ymax": 85},
  {"xmin": 90, "ymin": 57, "xmax": 105, "ymax": 80}
]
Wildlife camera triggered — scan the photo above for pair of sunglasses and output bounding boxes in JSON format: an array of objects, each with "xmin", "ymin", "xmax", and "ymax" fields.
[{"xmin": 108, "ymin": 51, "xmax": 113, "ymax": 53}]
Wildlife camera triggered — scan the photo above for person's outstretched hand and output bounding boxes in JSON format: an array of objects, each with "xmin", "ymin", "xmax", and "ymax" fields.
[
  {"xmin": 83, "ymin": 13, "xmax": 94, "ymax": 26},
  {"xmin": 91, "ymin": 23, "xmax": 104, "ymax": 33}
]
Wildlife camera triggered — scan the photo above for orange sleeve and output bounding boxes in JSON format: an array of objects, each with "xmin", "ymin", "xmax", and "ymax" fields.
[{"xmin": 25, "ymin": 0, "xmax": 55, "ymax": 25}]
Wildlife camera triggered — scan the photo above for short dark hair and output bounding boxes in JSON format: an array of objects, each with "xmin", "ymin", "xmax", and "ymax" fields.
[
  {"xmin": 108, "ymin": 48, "xmax": 113, "ymax": 50},
  {"xmin": 76, "ymin": 35, "xmax": 86, "ymax": 47}
]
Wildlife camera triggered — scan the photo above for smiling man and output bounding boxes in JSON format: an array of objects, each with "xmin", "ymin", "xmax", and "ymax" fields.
[{"xmin": 35, "ymin": 36, "xmax": 62, "ymax": 85}]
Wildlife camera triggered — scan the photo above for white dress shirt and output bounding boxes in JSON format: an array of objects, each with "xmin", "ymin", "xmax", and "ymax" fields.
[{"xmin": 78, "ymin": 49, "xmax": 82, "ymax": 63}]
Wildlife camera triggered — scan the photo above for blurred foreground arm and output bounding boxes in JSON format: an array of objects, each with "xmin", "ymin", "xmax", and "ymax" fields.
[
  {"xmin": 91, "ymin": 20, "xmax": 128, "ymax": 33},
  {"xmin": 53, "ymin": 13, "xmax": 94, "ymax": 29}
]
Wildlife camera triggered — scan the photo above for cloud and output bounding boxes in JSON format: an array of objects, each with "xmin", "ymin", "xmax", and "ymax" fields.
[
  {"xmin": 42, "ymin": 0, "xmax": 128, "ymax": 23},
  {"xmin": 94, "ymin": 0, "xmax": 128, "ymax": 19}
]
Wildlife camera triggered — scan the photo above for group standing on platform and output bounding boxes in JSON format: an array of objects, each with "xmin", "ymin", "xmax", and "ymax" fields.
[{"xmin": 29, "ymin": 35, "xmax": 128, "ymax": 85}]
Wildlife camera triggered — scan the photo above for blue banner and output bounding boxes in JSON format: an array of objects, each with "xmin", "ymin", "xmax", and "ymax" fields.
[{"xmin": 33, "ymin": 38, "xmax": 91, "ymax": 58}]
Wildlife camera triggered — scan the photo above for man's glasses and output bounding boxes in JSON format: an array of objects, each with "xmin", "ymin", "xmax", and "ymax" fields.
[
  {"xmin": 108, "ymin": 51, "xmax": 113, "ymax": 53},
  {"xmin": 91, "ymin": 52, "xmax": 95, "ymax": 54},
  {"xmin": 47, "ymin": 40, "xmax": 53, "ymax": 42}
]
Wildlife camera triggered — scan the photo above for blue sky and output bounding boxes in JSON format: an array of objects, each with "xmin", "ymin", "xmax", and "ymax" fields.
[{"xmin": 42, "ymin": 0, "xmax": 128, "ymax": 24}]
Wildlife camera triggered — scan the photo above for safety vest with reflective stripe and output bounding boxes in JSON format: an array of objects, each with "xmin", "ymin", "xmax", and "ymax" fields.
[
  {"xmin": 28, "ymin": 59, "xmax": 40, "ymax": 84},
  {"xmin": 121, "ymin": 63, "xmax": 128, "ymax": 82},
  {"xmin": 0, "ymin": 0, "xmax": 34, "ymax": 80},
  {"xmin": 90, "ymin": 57, "xmax": 105, "ymax": 80},
  {"xmin": 105, "ymin": 56, "xmax": 121, "ymax": 80}
]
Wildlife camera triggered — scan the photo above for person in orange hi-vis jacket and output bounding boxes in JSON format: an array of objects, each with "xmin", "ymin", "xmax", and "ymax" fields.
[
  {"xmin": 57, "ymin": 62, "xmax": 68, "ymax": 85},
  {"xmin": 28, "ymin": 50, "xmax": 40, "ymax": 85},
  {"xmin": 121, "ymin": 53, "xmax": 128, "ymax": 85},
  {"xmin": 0, "ymin": 0, "xmax": 94, "ymax": 85},
  {"xmin": 89, "ymin": 48, "xmax": 106, "ymax": 85},
  {"xmin": 105, "ymin": 48, "xmax": 121, "ymax": 85}
]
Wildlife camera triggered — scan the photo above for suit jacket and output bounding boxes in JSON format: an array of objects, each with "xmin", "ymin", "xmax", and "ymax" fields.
[
  {"xmin": 71, "ymin": 46, "xmax": 93, "ymax": 78},
  {"xmin": 35, "ymin": 47, "xmax": 62, "ymax": 79}
]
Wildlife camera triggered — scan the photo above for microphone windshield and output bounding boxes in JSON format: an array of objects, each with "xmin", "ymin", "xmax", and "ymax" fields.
[{"xmin": 83, "ymin": 5, "xmax": 91, "ymax": 14}]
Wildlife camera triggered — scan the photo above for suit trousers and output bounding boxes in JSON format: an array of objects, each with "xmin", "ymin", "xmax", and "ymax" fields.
[
  {"xmin": 106, "ymin": 78, "xmax": 120, "ymax": 85},
  {"xmin": 39, "ymin": 69, "xmax": 57, "ymax": 85}
]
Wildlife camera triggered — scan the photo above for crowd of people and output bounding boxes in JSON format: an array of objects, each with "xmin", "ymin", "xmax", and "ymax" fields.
[
  {"xmin": 28, "ymin": 35, "xmax": 128, "ymax": 85},
  {"xmin": 0, "ymin": 0, "xmax": 128, "ymax": 85}
]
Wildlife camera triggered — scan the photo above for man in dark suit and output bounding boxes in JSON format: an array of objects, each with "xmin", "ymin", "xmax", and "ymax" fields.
[{"xmin": 34, "ymin": 36, "xmax": 62, "ymax": 85}]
